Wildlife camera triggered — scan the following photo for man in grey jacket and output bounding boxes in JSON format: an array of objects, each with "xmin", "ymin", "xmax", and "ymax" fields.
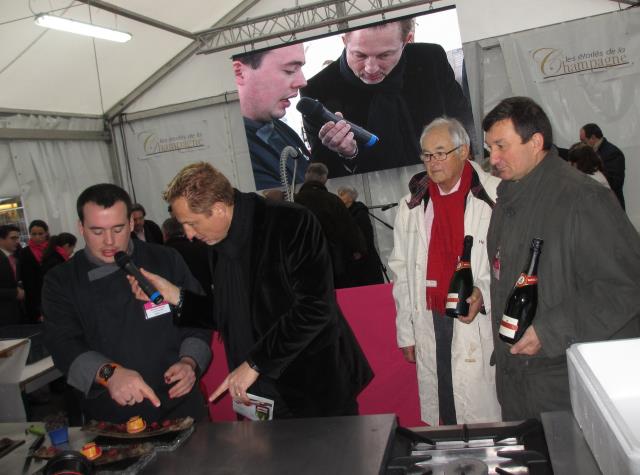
[{"xmin": 483, "ymin": 96, "xmax": 640, "ymax": 421}]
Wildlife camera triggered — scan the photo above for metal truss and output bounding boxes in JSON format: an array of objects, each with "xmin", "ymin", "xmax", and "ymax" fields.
[{"xmin": 196, "ymin": 0, "xmax": 442, "ymax": 55}]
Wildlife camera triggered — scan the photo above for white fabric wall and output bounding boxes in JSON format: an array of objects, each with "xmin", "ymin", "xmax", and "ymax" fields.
[
  {"xmin": 463, "ymin": 9, "xmax": 640, "ymax": 230},
  {"xmin": 455, "ymin": 0, "xmax": 620, "ymax": 44},
  {"xmin": 0, "ymin": 115, "xmax": 113, "ymax": 246},
  {"xmin": 113, "ymin": 101, "xmax": 254, "ymax": 226}
]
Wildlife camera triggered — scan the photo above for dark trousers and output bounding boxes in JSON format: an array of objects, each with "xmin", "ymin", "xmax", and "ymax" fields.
[{"xmin": 432, "ymin": 310, "xmax": 457, "ymax": 425}]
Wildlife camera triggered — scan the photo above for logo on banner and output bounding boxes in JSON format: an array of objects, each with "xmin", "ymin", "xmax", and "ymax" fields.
[
  {"xmin": 137, "ymin": 130, "xmax": 205, "ymax": 159},
  {"xmin": 531, "ymin": 46, "xmax": 631, "ymax": 80}
]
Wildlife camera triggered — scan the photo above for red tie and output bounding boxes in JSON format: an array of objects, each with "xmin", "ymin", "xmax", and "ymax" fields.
[{"xmin": 8, "ymin": 254, "xmax": 17, "ymax": 280}]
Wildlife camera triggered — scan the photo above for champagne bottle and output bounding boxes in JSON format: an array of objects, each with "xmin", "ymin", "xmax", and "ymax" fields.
[
  {"xmin": 499, "ymin": 238, "xmax": 543, "ymax": 344},
  {"xmin": 445, "ymin": 235, "xmax": 474, "ymax": 318}
]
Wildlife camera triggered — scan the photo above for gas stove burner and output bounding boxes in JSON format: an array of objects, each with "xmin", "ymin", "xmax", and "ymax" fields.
[
  {"xmin": 387, "ymin": 420, "xmax": 553, "ymax": 475},
  {"xmin": 443, "ymin": 458, "xmax": 489, "ymax": 475}
]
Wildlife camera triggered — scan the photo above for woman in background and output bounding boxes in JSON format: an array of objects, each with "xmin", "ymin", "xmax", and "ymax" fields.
[
  {"xmin": 41, "ymin": 233, "xmax": 77, "ymax": 276},
  {"xmin": 19, "ymin": 219, "xmax": 49, "ymax": 322},
  {"xmin": 568, "ymin": 143, "xmax": 611, "ymax": 189}
]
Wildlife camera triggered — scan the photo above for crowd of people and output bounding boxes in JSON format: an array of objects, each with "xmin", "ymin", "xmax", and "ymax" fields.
[{"xmin": 1, "ymin": 17, "xmax": 637, "ymax": 429}]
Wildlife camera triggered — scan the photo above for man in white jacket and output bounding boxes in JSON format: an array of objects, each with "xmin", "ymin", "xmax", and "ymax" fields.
[{"xmin": 389, "ymin": 117, "xmax": 501, "ymax": 426}]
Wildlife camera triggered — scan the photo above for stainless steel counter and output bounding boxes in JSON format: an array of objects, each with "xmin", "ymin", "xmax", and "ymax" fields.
[
  {"xmin": 143, "ymin": 413, "xmax": 397, "ymax": 474},
  {"xmin": 1, "ymin": 414, "xmax": 397, "ymax": 474}
]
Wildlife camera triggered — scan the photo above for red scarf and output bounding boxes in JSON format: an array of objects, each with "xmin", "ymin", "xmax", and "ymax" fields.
[
  {"xmin": 55, "ymin": 246, "xmax": 71, "ymax": 261},
  {"xmin": 426, "ymin": 162, "xmax": 473, "ymax": 313},
  {"xmin": 28, "ymin": 239, "xmax": 48, "ymax": 264}
]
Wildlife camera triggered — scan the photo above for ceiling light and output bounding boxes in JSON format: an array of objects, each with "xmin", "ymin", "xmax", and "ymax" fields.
[{"xmin": 35, "ymin": 14, "xmax": 132, "ymax": 43}]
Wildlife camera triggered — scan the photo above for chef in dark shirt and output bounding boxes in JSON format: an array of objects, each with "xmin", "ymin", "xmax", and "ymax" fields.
[{"xmin": 43, "ymin": 183, "xmax": 211, "ymax": 423}]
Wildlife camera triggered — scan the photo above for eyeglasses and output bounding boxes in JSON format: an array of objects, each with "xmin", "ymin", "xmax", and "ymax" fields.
[{"xmin": 420, "ymin": 145, "xmax": 461, "ymax": 162}]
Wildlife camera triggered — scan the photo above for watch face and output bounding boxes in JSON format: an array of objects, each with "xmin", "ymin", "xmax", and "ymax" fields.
[{"xmin": 100, "ymin": 364, "xmax": 115, "ymax": 380}]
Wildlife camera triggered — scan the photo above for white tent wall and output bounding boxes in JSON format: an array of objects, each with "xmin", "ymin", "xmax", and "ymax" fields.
[
  {"xmin": 463, "ymin": 7, "xmax": 640, "ymax": 230},
  {"xmin": 112, "ymin": 100, "xmax": 254, "ymax": 227},
  {"xmin": 0, "ymin": 115, "xmax": 113, "ymax": 246}
]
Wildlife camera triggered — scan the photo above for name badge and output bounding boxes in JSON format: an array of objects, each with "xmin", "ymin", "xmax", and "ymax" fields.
[
  {"xmin": 425, "ymin": 279, "xmax": 438, "ymax": 288},
  {"xmin": 144, "ymin": 301, "xmax": 171, "ymax": 320}
]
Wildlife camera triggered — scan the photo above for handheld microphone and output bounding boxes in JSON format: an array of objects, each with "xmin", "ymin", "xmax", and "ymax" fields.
[
  {"xmin": 297, "ymin": 97, "xmax": 379, "ymax": 148},
  {"xmin": 114, "ymin": 251, "xmax": 164, "ymax": 304},
  {"xmin": 381, "ymin": 203, "xmax": 398, "ymax": 211}
]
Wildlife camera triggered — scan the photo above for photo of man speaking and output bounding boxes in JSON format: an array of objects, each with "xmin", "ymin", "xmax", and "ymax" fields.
[{"xmin": 300, "ymin": 18, "xmax": 473, "ymax": 177}]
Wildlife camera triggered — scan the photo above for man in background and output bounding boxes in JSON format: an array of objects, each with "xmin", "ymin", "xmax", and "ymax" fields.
[
  {"xmin": 294, "ymin": 163, "xmax": 366, "ymax": 288},
  {"xmin": 336, "ymin": 186, "xmax": 385, "ymax": 287},
  {"xmin": 485, "ymin": 97, "xmax": 640, "ymax": 420},
  {"xmin": 580, "ymin": 123, "xmax": 625, "ymax": 208},
  {"xmin": 301, "ymin": 18, "xmax": 472, "ymax": 177},
  {"xmin": 0, "ymin": 224, "xmax": 24, "ymax": 326},
  {"xmin": 131, "ymin": 203, "xmax": 164, "ymax": 244},
  {"xmin": 389, "ymin": 117, "xmax": 501, "ymax": 426}
]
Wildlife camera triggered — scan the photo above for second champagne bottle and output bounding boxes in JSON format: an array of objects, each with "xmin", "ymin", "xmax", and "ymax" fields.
[{"xmin": 446, "ymin": 235, "xmax": 474, "ymax": 318}]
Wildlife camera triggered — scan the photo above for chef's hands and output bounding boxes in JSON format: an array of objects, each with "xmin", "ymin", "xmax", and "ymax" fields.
[
  {"xmin": 510, "ymin": 325, "xmax": 542, "ymax": 356},
  {"xmin": 400, "ymin": 345, "xmax": 416, "ymax": 363},
  {"xmin": 126, "ymin": 268, "xmax": 180, "ymax": 305},
  {"xmin": 318, "ymin": 112, "xmax": 358, "ymax": 158},
  {"xmin": 458, "ymin": 287, "xmax": 483, "ymax": 324},
  {"xmin": 208, "ymin": 362, "xmax": 259, "ymax": 405},
  {"xmin": 165, "ymin": 357, "xmax": 197, "ymax": 399},
  {"xmin": 104, "ymin": 367, "xmax": 161, "ymax": 408}
]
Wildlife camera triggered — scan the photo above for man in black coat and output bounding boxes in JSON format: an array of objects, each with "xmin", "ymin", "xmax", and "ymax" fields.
[
  {"xmin": 294, "ymin": 163, "xmax": 367, "ymax": 288},
  {"xmin": 130, "ymin": 203, "xmax": 164, "ymax": 244},
  {"xmin": 580, "ymin": 123, "xmax": 626, "ymax": 209},
  {"xmin": 0, "ymin": 224, "xmax": 24, "ymax": 326},
  {"xmin": 134, "ymin": 162, "xmax": 373, "ymax": 419},
  {"xmin": 300, "ymin": 18, "xmax": 473, "ymax": 177}
]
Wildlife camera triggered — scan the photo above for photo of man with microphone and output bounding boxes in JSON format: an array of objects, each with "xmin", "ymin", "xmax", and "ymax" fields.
[
  {"xmin": 300, "ymin": 18, "xmax": 473, "ymax": 177},
  {"xmin": 234, "ymin": 44, "xmax": 359, "ymax": 190},
  {"xmin": 42, "ymin": 183, "xmax": 212, "ymax": 425}
]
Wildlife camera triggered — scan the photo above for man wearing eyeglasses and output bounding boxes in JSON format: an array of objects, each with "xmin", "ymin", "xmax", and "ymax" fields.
[{"xmin": 388, "ymin": 117, "xmax": 501, "ymax": 426}]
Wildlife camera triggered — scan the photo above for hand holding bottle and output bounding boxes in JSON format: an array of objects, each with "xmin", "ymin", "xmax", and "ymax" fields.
[{"xmin": 458, "ymin": 287, "xmax": 483, "ymax": 324}]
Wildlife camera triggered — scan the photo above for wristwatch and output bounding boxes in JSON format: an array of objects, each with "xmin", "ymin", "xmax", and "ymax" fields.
[{"xmin": 97, "ymin": 363, "xmax": 120, "ymax": 387}]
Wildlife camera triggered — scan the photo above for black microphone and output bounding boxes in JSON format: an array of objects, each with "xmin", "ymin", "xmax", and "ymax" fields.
[
  {"xmin": 114, "ymin": 251, "xmax": 164, "ymax": 304},
  {"xmin": 297, "ymin": 97, "xmax": 379, "ymax": 148},
  {"xmin": 381, "ymin": 203, "xmax": 398, "ymax": 211}
]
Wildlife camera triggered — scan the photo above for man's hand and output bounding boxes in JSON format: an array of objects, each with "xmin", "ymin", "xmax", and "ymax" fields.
[
  {"xmin": 208, "ymin": 362, "xmax": 259, "ymax": 405},
  {"xmin": 318, "ymin": 112, "xmax": 358, "ymax": 157},
  {"xmin": 400, "ymin": 346, "xmax": 416, "ymax": 363},
  {"xmin": 16, "ymin": 287, "xmax": 25, "ymax": 301},
  {"xmin": 165, "ymin": 357, "xmax": 197, "ymax": 399},
  {"xmin": 458, "ymin": 287, "xmax": 483, "ymax": 324},
  {"xmin": 510, "ymin": 325, "xmax": 542, "ymax": 356},
  {"xmin": 126, "ymin": 268, "xmax": 180, "ymax": 304},
  {"xmin": 104, "ymin": 366, "xmax": 161, "ymax": 407}
]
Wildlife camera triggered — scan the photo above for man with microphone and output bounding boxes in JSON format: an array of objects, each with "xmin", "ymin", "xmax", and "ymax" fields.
[
  {"xmin": 42, "ymin": 183, "xmax": 211, "ymax": 424},
  {"xmin": 301, "ymin": 18, "xmax": 473, "ymax": 177},
  {"xmin": 234, "ymin": 44, "xmax": 356, "ymax": 190},
  {"xmin": 128, "ymin": 162, "xmax": 373, "ymax": 419}
]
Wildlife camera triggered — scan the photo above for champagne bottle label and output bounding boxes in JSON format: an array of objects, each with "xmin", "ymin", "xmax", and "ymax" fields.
[
  {"xmin": 515, "ymin": 273, "xmax": 538, "ymax": 288},
  {"xmin": 499, "ymin": 315, "xmax": 519, "ymax": 339},
  {"xmin": 455, "ymin": 261, "xmax": 471, "ymax": 272},
  {"xmin": 446, "ymin": 293, "xmax": 461, "ymax": 309}
]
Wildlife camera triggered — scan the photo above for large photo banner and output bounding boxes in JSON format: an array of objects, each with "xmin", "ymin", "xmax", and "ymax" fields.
[{"xmin": 232, "ymin": 10, "xmax": 473, "ymax": 191}]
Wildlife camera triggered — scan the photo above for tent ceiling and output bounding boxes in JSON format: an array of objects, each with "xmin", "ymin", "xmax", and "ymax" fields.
[
  {"xmin": 1, "ymin": 0, "xmax": 448, "ymax": 118},
  {"xmin": 0, "ymin": 0, "xmax": 252, "ymax": 116}
]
